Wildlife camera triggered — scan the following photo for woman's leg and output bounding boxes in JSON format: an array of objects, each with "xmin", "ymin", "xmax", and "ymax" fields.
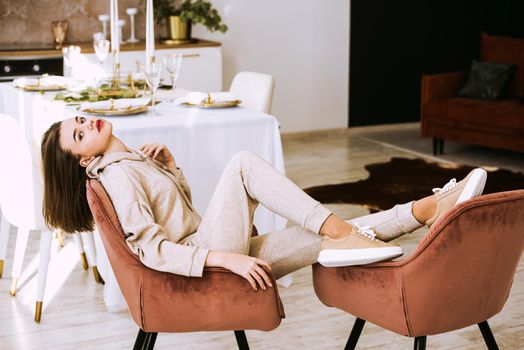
[
  {"xmin": 192, "ymin": 151, "xmax": 332, "ymax": 253},
  {"xmin": 347, "ymin": 167, "xmax": 488, "ymax": 241},
  {"xmin": 192, "ymin": 151, "xmax": 486, "ymax": 271},
  {"xmin": 248, "ymin": 196, "xmax": 435, "ymax": 278},
  {"xmin": 249, "ymin": 226, "xmax": 322, "ymax": 279},
  {"xmin": 346, "ymin": 201, "xmax": 424, "ymax": 242}
]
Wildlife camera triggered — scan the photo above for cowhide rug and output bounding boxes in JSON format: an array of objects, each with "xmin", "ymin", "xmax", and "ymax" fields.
[{"xmin": 303, "ymin": 157, "xmax": 524, "ymax": 212}]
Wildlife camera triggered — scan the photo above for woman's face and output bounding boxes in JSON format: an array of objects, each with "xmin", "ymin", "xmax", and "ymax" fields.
[{"xmin": 60, "ymin": 116, "xmax": 113, "ymax": 167}]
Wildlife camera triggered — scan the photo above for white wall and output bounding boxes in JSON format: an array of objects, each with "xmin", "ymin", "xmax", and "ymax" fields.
[{"xmin": 192, "ymin": 0, "xmax": 350, "ymax": 133}]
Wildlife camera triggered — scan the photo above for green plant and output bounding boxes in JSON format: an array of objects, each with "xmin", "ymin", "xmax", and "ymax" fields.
[{"xmin": 150, "ymin": 0, "xmax": 228, "ymax": 33}]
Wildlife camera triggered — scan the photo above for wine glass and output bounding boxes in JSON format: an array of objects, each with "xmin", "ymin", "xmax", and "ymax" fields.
[
  {"xmin": 142, "ymin": 62, "xmax": 163, "ymax": 115},
  {"xmin": 163, "ymin": 54, "xmax": 183, "ymax": 100},
  {"xmin": 93, "ymin": 33, "xmax": 110, "ymax": 69}
]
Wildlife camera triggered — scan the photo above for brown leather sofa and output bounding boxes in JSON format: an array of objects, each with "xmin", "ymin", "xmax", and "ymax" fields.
[{"xmin": 421, "ymin": 32, "xmax": 524, "ymax": 155}]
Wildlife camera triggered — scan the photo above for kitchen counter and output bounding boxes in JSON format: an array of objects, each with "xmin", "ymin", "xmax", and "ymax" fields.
[{"xmin": 0, "ymin": 38, "xmax": 220, "ymax": 58}]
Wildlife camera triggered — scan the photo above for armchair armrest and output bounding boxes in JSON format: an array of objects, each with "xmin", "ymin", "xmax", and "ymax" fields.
[
  {"xmin": 140, "ymin": 265, "xmax": 285, "ymax": 332},
  {"xmin": 421, "ymin": 71, "xmax": 466, "ymax": 107}
]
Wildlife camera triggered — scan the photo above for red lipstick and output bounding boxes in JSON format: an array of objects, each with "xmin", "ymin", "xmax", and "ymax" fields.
[{"xmin": 96, "ymin": 119, "xmax": 103, "ymax": 132}]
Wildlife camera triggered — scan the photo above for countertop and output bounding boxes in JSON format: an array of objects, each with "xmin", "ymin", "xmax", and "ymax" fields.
[{"xmin": 0, "ymin": 38, "xmax": 220, "ymax": 59}]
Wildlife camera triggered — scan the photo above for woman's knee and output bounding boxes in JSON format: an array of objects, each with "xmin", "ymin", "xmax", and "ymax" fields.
[{"xmin": 229, "ymin": 151, "xmax": 259, "ymax": 171}]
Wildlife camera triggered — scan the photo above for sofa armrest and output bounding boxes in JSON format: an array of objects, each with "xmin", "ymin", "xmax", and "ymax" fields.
[{"xmin": 421, "ymin": 71, "xmax": 466, "ymax": 106}]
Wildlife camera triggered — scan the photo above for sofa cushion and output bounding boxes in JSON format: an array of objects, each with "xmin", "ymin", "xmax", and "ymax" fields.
[
  {"xmin": 456, "ymin": 60, "xmax": 514, "ymax": 100},
  {"xmin": 424, "ymin": 98, "xmax": 524, "ymax": 135}
]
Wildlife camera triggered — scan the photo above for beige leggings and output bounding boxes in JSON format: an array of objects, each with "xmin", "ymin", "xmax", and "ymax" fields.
[{"xmin": 191, "ymin": 151, "xmax": 422, "ymax": 279}]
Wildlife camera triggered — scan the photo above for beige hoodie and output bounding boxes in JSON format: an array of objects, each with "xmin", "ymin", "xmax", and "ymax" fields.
[{"xmin": 86, "ymin": 150, "xmax": 209, "ymax": 277}]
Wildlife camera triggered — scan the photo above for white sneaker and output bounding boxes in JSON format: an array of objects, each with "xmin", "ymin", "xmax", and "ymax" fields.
[
  {"xmin": 425, "ymin": 168, "xmax": 487, "ymax": 227},
  {"xmin": 318, "ymin": 224, "xmax": 403, "ymax": 267}
]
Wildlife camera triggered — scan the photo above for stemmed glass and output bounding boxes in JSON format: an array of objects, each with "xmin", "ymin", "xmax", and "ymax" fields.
[
  {"xmin": 93, "ymin": 33, "xmax": 110, "ymax": 72},
  {"xmin": 142, "ymin": 62, "xmax": 163, "ymax": 115},
  {"xmin": 163, "ymin": 54, "xmax": 183, "ymax": 100}
]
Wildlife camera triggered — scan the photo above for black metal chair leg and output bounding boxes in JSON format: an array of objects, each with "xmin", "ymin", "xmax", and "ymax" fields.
[
  {"xmin": 234, "ymin": 330, "xmax": 250, "ymax": 350},
  {"xmin": 439, "ymin": 139, "xmax": 444, "ymax": 154},
  {"xmin": 413, "ymin": 336, "xmax": 427, "ymax": 350},
  {"xmin": 133, "ymin": 329, "xmax": 147, "ymax": 350},
  {"xmin": 478, "ymin": 321, "xmax": 499, "ymax": 350},
  {"xmin": 432, "ymin": 138, "xmax": 439, "ymax": 155},
  {"xmin": 133, "ymin": 329, "xmax": 158, "ymax": 350},
  {"xmin": 144, "ymin": 332, "xmax": 158, "ymax": 350},
  {"xmin": 344, "ymin": 318, "xmax": 366, "ymax": 350}
]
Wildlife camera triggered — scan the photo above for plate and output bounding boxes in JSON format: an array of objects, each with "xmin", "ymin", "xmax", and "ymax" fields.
[
  {"xmin": 19, "ymin": 84, "xmax": 67, "ymax": 92},
  {"xmin": 180, "ymin": 100, "xmax": 241, "ymax": 108},
  {"xmin": 83, "ymin": 105, "xmax": 147, "ymax": 116}
]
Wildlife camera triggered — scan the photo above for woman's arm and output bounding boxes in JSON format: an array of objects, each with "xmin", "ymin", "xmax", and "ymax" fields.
[{"xmin": 205, "ymin": 251, "xmax": 273, "ymax": 291}]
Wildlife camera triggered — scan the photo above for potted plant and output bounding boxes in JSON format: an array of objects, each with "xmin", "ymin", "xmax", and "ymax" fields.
[{"xmin": 150, "ymin": 0, "xmax": 228, "ymax": 43}]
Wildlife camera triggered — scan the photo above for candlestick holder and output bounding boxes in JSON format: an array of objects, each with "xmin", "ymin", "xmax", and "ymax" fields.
[
  {"xmin": 100, "ymin": 62, "xmax": 126, "ymax": 98},
  {"xmin": 98, "ymin": 14, "xmax": 109, "ymax": 39},
  {"xmin": 112, "ymin": 61, "xmax": 121, "ymax": 89},
  {"xmin": 126, "ymin": 8, "xmax": 139, "ymax": 43}
]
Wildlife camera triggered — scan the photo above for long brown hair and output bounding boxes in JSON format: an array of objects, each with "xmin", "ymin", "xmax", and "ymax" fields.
[{"xmin": 41, "ymin": 121, "xmax": 94, "ymax": 233}]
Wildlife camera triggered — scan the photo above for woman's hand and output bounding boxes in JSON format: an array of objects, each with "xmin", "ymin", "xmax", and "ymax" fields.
[
  {"xmin": 139, "ymin": 143, "xmax": 177, "ymax": 170},
  {"xmin": 205, "ymin": 251, "xmax": 273, "ymax": 291}
]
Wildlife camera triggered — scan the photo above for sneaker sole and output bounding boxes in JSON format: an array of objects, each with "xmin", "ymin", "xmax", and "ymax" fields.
[
  {"xmin": 317, "ymin": 247, "xmax": 403, "ymax": 267},
  {"xmin": 456, "ymin": 168, "xmax": 487, "ymax": 205}
]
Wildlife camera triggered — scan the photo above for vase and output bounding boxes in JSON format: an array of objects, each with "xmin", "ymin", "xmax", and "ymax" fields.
[
  {"xmin": 165, "ymin": 16, "xmax": 192, "ymax": 44},
  {"xmin": 51, "ymin": 20, "xmax": 69, "ymax": 49}
]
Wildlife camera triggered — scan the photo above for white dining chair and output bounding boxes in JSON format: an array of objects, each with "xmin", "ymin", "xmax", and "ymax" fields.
[
  {"xmin": 229, "ymin": 71, "xmax": 275, "ymax": 114},
  {"xmin": 0, "ymin": 212, "xmax": 11, "ymax": 277},
  {"xmin": 0, "ymin": 113, "xmax": 101, "ymax": 322}
]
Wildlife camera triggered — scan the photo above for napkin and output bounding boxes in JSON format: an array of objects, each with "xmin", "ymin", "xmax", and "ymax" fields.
[
  {"xmin": 14, "ymin": 75, "xmax": 71, "ymax": 88},
  {"xmin": 174, "ymin": 91, "xmax": 239, "ymax": 105},
  {"xmin": 80, "ymin": 97, "xmax": 151, "ymax": 111}
]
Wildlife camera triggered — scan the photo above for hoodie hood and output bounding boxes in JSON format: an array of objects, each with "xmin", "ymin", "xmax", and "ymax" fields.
[{"xmin": 86, "ymin": 149, "xmax": 145, "ymax": 179}]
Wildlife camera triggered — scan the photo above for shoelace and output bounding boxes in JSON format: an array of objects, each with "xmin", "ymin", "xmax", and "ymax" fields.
[
  {"xmin": 353, "ymin": 223, "xmax": 379, "ymax": 241},
  {"xmin": 432, "ymin": 178, "xmax": 458, "ymax": 195}
]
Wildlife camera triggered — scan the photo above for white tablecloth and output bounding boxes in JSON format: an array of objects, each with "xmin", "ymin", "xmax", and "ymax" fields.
[{"xmin": 0, "ymin": 83, "xmax": 290, "ymax": 311}]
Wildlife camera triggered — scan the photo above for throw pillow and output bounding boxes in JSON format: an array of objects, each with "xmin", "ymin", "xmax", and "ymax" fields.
[{"xmin": 456, "ymin": 60, "xmax": 514, "ymax": 100}]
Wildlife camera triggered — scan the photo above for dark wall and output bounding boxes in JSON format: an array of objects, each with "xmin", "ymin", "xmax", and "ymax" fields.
[
  {"xmin": 482, "ymin": 0, "xmax": 524, "ymax": 38},
  {"xmin": 349, "ymin": 0, "xmax": 524, "ymax": 127}
]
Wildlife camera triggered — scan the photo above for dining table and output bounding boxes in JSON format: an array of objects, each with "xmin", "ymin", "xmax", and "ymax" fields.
[{"xmin": 0, "ymin": 82, "xmax": 290, "ymax": 311}]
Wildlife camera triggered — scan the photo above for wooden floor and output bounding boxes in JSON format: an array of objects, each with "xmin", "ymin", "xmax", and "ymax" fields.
[{"xmin": 0, "ymin": 124, "xmax": 523, "ymax": 349}]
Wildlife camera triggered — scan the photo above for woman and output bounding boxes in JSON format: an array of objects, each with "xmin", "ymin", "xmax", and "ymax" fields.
[{"xmin": 41, "ymin": 116, "xmax": 487, "ymax": 291}]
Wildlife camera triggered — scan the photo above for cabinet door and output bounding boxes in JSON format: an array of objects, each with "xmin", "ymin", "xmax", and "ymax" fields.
[
  {"xmin": 157, "ymin": 47, "xmax": 223, "ymax": 92},
  {"xmin": 67, "ymin": 46, "xmax": 222, "ymax": 92}
]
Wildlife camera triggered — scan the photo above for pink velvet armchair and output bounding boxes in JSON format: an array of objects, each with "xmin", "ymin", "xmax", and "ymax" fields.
[
  {"xmin": 86, "ymin": 179, "xmax": 285, "ymax": 350},
  {"xmin": 313, "ymin": 190, "xmax": 524, "ymax": 349}
]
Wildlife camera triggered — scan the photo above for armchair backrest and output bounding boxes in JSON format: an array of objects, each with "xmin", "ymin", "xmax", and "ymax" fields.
[
  {"xmin": 480, "ymin": 32, "xmax": 524, "ymax": 98},
  {"xmin": 86, "ymin": 179, "xmax": 145, "ymax": 327},
  {"xmin": 401, "ymin": 190, "xmax": 524, "ymax": 336},
  {"xmin": 0, "ymin": 113, "xmax": 44, "ymax": 229}
]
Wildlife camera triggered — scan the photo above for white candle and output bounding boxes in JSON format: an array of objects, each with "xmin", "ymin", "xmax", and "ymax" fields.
[
  {"xmin": 110, "ymin": 0, "xmax": 115, "ymax": 51},
  {"xmin": 145, "ymin": 0, "xmax": 150, "ymax": 62},
  {"xmin": 110, "ymin": 0, "xmax": 120, "ymax": 64},
  {"xmin": 145, "ymin": 0, "xmax": 155, "ymax": 65}
]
